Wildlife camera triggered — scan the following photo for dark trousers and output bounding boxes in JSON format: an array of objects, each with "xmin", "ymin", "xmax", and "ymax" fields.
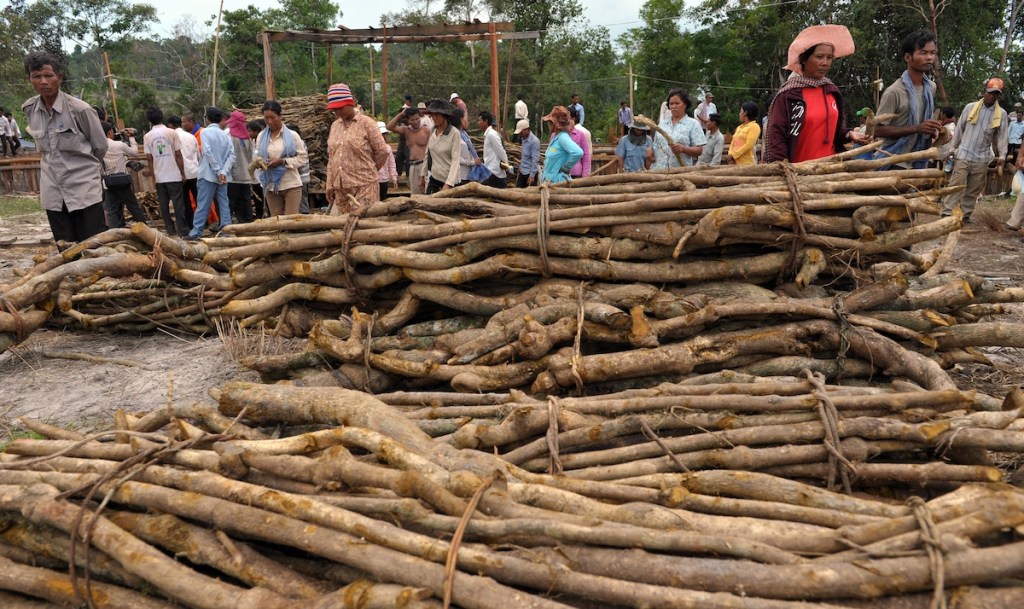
[
  {"xmin": 182, "ymin": 178, "xmax": 197, "ymax": 227},
  {"xmin": 156, "ymin": 181, "xmax": 189, "ymax": 237},
  {"xmin": 0, "ymin": 135, "xmax": 9, "ymax": 156},
  {"xmin": 482, "ymin": 174, "xmax": 507, "ymax": 189},
  {"xmin": 396, "ymin": 141, "xmax": 410, "ymax": 177},
  {"xmin": 379, "ymin": 182, "xmax": 390, "ymax": 200},
  {"xmin": 102, "ymin": 185, "xmax": 147, "ymax": 228},
  {"xmin": 426, "ymin": 177, "xmax": 447, "ymax": 194},
  {"xmin": 516, "ymin": 173, "xmax": 535, "ymax": 188},
  {"xmin": 228, "ymin": 182, "xmax": 254, "ymax": 223},
  {"xmin": 9, "ymin": 136, "xmax": 20, "ymax": 156},
  {"xmin": 46, "ymin": 201, "xmax": 106, "ymax": 247}
]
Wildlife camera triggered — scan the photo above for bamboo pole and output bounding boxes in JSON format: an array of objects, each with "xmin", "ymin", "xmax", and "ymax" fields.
[
  {"xmin": 102, "ymin": 51, "xmax": 121, "ymax": 129},
  {"xmin": 382, "ymin": 26, "xmax": 388, "ymax": 120},
  {"xmin": 489, "ymin": 21, "xmax": 499, "ymax": 121},
  {"xmin": 212, "ymin": 0, "xmax": 224, "ymax": 106}
]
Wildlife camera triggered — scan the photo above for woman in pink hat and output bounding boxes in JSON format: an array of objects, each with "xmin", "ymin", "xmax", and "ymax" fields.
[
  {"xmin": 325, "ymin": 83, "xmax": 391, "ymax": 214},
  {"xmin": 764, "ymin": 25, "xmax": 869, "ymax": 163}
]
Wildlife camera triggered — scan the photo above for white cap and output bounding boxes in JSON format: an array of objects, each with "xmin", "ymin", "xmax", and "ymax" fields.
[
  {"xmin": 450, "ymin": 93, "xmax": 460, "ymax": 101},
  {"xmin": 376, "ymin": 121, "xmax": 388, "ymax": 134},
  {"xmin": 513, "ymin": 119, "xmax": 529, "ymax": 135}
]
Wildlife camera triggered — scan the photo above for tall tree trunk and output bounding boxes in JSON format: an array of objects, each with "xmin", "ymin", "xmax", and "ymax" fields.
[
  {"xmin": 928, "ymin": 1, "xmax": 950, "ymax": 105},
  {"xmin": 1000, "ymin": 0, "xmax": 1023, "ymax": 72}
]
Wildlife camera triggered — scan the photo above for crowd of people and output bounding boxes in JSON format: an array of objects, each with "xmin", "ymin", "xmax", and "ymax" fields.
[{"xmin": 17, "ymin": 23, "xmax": 1024, "ymax": 248}]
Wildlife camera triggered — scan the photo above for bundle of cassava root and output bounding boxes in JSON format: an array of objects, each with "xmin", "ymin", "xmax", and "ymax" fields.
[{"xmin": 1, "ymin": 379, "xmax": 1023, "ymax": 608}]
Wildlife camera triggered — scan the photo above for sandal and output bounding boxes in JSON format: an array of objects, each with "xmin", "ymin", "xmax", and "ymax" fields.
[{"xmin": 1004, "ymin": 223, "xmax": 1021, "ymax": 231}]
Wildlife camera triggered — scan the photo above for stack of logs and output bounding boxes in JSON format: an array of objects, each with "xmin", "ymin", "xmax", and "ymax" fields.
[
  {"xmin": 1, "ymin": 379, "xmax": 1023, "ymax": 608},
  {"xmin": 2, "ymin": 145, "xmax": 1024, "ymax": 606}
]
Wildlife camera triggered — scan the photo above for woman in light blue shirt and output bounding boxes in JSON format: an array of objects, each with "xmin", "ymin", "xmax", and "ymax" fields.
[
  {"xmin": 540, "ymin": 106, "xmax": 583, "ymax": 184},
  {"xmin": 652, "ymin": 89, "xmax": 706, "ymax": 169}
]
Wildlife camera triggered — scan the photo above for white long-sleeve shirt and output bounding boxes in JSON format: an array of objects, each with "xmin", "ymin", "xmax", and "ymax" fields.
[{"xmin": 483, "ymin": 125, "xmax": 509, "ymax": 178}]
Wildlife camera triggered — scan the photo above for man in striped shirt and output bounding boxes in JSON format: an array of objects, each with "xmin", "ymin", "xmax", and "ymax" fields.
[{"xmin": 941, "ymin": 78, "xmax": 1009, "ymax": 222}]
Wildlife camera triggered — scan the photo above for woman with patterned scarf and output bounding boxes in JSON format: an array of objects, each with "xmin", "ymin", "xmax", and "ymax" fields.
[
  {"xmin": 254, "ymin": 100, "xmax": 308, "ymax": 216},
  {"xmin": 763, "ymin": 25, "xmax": 869, "ymax": 163}
]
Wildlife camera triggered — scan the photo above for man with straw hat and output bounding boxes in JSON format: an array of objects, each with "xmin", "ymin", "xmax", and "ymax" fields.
[{"xmin": 325, "ymin": 82, "xmax": 390, "ymax": 214}]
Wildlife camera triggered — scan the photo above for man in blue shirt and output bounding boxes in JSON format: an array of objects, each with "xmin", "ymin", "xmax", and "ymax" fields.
[
  {"xmin": 188, "ymin": 106, "xmax": 235, "ymax": 240},
  {"xmin": 570, "ymin": 94, "xmax": 585, "ymax": 127},
  {"xmin": 615, "ymin": 122, "xmax": 653, "ymax": 173},
  {"xmin": 513, "ymin": 119, "xmax": 540, "ymax": 187},
  {"xmin": 618, "ymin": 101, "xmax": 633, "ymax": 135}
]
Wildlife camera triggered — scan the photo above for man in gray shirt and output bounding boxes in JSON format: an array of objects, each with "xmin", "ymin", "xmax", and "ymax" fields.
[
  {"xmin": 697, "ymin": 114, "xmax": 724, "ymax": 166},
  {"xmin": 941, "ymin": 78, "xmax": 1009, "ymax": 221},
  {"xmin": 22, "ymin": 51, "xmax": 108, "ymax": 247}
]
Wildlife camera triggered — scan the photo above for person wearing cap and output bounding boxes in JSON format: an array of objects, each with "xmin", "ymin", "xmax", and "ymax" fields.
[
  {"xmin": 387, "ymin": 107, "xmax": 430, "ymax": 195},
  {"xmin": 417, "ymin": 102, "xmax": 435, "ymax": 132},
  {"xmin": 854, "ymin": 108, "xmax": 871, "ymax": 135},
  {"xmin": 540, "ymin": 105, "xmax": 583, "ymax": 184},
  {"xmin": 764, "ymin": 24, "xmax": 868, "ymax": 163},
  {"xmin": 615, "ymin": 121, "xmax": 654, "ymax": 172},
  {"xmin": 477, "ymin": 111, "xmax": 510, "ymax": 188},
  {"xmin": 450, "ymin": 93, "xmax": 469, "ymax": 129},
  {"xmin": 726, "ymin": 102, "xmax": 760, "ymax": 165},
  {"xmin": 423, "ymin": 98, "xmax": 463, "ymax": 193},
  {"xmin": 694, "ymin": 92, "xmax": 717, "ymax": 132},
  {"xmin": 941, "ymin": 77, "xmax": 1009, "ymax": 221},
  {"xmin": 375, "ymin": 122, "xmax": 398, "ymax": 200},
  {"xmin": 696, "ymin": 114, "xmax": 724, "ymax": 166},
  {"xmin": 652, "ymin": 88, "xmax": 705, "ymax": 169},
  {"xmin": 873, "ymin": 30, "xmax": 943, "ymax": 169},
  {"xmin": 513, "ymin": 119, "xmax": 540, "ymax": 187},
  {"xmin": 325, "ymin": 83, "xmax": 390, "ymax": 213},
  {"xmin": 618, "ymin": 101, "xmax": 633, "ymax": 136}
]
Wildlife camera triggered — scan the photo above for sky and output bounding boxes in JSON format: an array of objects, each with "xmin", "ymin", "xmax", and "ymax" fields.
[{"xmin": 148, "ymin": 0, "xmax": 654, "ymax": 44}]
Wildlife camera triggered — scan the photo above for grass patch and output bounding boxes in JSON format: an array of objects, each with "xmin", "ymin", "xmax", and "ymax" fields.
[{"xmin": 0, "ymin": 194, "xmax": 42, "ymax": 220}]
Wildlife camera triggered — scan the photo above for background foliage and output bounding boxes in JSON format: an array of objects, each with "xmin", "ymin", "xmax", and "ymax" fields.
[{"xmin": 1, "ymin": 0, "xmax": 1022, "ymax": 140}]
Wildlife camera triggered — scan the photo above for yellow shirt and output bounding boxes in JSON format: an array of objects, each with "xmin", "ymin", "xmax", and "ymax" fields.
[{"xmin": 730, "ymin": 120, "xmax": 761, "ymax": 165}]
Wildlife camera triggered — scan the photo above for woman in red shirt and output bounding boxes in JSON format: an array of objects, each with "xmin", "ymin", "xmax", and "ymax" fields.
[{"xmin": 764, "ymin": 25, "xmax": 869, "ymax": 163}]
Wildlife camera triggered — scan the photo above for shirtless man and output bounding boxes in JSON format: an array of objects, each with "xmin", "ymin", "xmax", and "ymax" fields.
[{"xmin": 387, "ymin": 107, "xmax": 430, "ymax": 195}]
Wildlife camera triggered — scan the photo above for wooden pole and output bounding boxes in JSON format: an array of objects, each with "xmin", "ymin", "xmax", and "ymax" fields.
[
  {"xmin": 102, "ymin": 52, "xmax": 122, "ymax": 130},
  {"xmin": 628, "ymin": 63, "xmax": 634, "ymax": 115},
  {"xmin": 489, "ymin": 21, "xmax": 499, "ymax": 122},
  {"xmin": 327, "ymin": 45, "xmax": 333, "ymax": 86},
  {"xmin": 502, "ymin": 38, "xmax": 515, "ymax": 134},
  {"xmin": 212, "ymin": 0, "xmax": 224, "ymax": 106},
  {"xmin": 383, "ymin": 26, "xmax": 389, "ymax": 120},
  {"xmin": 262, "ymin": 33, "xmax": 276, "ymax": 100},
  {"xmin": 368, "ymin": 46, "xmax": 375, "ymax": 117}
]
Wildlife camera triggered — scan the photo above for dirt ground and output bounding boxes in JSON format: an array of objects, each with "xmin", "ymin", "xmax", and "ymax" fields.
[{"xmin": 2, "ymin": 197, "xmax": 1024, "ymax": 440}]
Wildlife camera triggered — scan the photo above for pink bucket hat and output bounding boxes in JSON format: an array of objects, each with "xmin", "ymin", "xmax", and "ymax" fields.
[{"xmin": 785, "ymin": 25, "xmax": 855, "ymax": 74}]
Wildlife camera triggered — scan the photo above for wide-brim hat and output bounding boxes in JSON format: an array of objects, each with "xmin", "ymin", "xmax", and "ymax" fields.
[
  {"xmin": 627, "ymin": 121, "xmax": 650, "ymax": 131},
  {"xmin": 424, "ymin": 98, "xmax": 454, "ymax": 117},
  {"xmin": 450, "ymin": 93, "xmax": 460, "ymax": 101},
  {"xmin": 542, "ymin": 105, "xmax": 572, "ymax": 130},
  {"xmin": 785, "ymin": 25, "xmax": 855, "ymax": 74},
  {"xmin": 327, "ymin": 83, "xmax": 356, "ymax": 109},
  {"xmin": 513, "ymin": 119, "xmax": 529, "ymax": 134}
]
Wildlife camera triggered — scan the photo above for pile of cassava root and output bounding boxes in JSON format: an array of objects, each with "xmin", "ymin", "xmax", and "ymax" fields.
[{"xmin": 2, "ymin": 144, "xmax": 1024, "ymax": 607}]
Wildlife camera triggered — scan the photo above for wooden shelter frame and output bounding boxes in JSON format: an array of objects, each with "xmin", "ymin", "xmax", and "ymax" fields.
[{"xmin": 258, "ymin": 22, "xmax": 540, "ymax": 122}]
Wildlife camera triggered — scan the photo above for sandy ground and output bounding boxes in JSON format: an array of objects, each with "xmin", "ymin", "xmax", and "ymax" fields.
[{"xmin": 2, "ymin": 199, "xmax": 1024, "ymax": 438}]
